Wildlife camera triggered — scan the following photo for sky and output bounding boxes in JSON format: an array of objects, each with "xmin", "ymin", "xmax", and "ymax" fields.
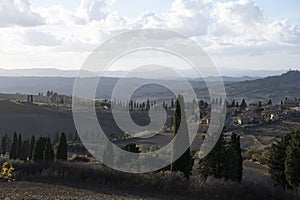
[{"xmin": 0, "ymin": 0, "xmax": 299, "ymax": 72}]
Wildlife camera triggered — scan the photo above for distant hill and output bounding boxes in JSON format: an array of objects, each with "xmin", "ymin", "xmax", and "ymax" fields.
[
  {"xmin": 0, "ymin": 76, "xmax": 257, "ymax": 98},
  {"xmin": 0, "ymin": 69, "xmax": 298, "ymax": 103},
  {"xmin": 0, "ymin": 67, "xmax": 285, "ymax": 78},
  {"xmin": 225, "ymin": 70, "xmax": 300, "ymax": 103}
]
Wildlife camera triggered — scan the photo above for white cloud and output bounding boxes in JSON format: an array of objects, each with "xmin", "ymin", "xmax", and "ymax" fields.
[
  {"xmin": 131, "ymin": 12, "xmax": 164, "ymax": 29},
  {"xmin": 76, "ymin": 0, "xmax": 113, "ymax": 23},
  {"xmin": 0, "ymin": 0, "xmax": 299, "ymax": 70},
  {"xmin": 21, "ymin": 30, "xmax": 61, "ymax": 46},
  {"xmin": 164, "ymin": 0, "xmax": 211, "ymax": 36},
  {"xmin": 0, "ymin": 0, "xmax": 44, "ymax": 27},
  {"xmin": 35, "ymin": 5, "xmax": 84, "ymax": 25}
]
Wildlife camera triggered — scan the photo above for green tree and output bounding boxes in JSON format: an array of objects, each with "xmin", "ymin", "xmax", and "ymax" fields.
[
  {"xmin": 1, "ymin": 134, "xmax": 8, "ymax": 156},
  {"xmin": 170, "ymin": 95, "xmax": 193, "ymax": 179},
  {"xmin": 240, "ymin": 98, "xmax": 247, "ymax": 109},
  {"xmin": 53, "ymin": 132, "xmax": 59, "ymax": 145},
  {"xmin": 103, "ymin": 140, "xmax": 114, "ymax": 167},
  {"xmin": 33, "ymin": 137, "xmax": 47, "ymax": 161},
  {"xmin": 146, "ymin": 99, "xmax": 150, "ymax": 111},
  {"xmin": 56, "ymin": 132, "xmax": 68, "ymax": 161},
  {"xmin": 17, "ymin": 134, "xmax": 22, "ymax": 159},
  {"xmin": 285, "ymin": 130, "xmax": 300, "ymax": 189},
  {"xmin": 44, "ymin": 137, "xmax": 54, "ymax": 161},
  {"xmin": 231, "ymin": 100, "xmax": 236, "ymax": 107},
  {"xmin": 258, "ymin": 101, "xmax": 262, "ymax": 108},
  {"xmin": 268, "ymin": 133, "xmax": 292, "ymax": 189},
  {"xmin": 224, "ymin": 133, "xmax": 243, "ymax": 182},
  {"xmin": 21, "ymin": 139, "xmax": 30, "ymax": 161},
  {"xmin": 267, "ymin": 99, "xmax": 272, "ymax": 105},
  {"xmin": 29, "ymin": 135, "xmax": 35, "ymax": 160},
  {"xmin": 198, "ymin": 132, "xmax": 226, "ymax": 180},
  {"xmin": 9, "ymin": 132, "xmax": 18, "ymax": 160}
]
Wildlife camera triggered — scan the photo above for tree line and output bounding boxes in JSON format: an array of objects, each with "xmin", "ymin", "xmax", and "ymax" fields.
[
  {"xmin": 268, "ymin": 130, "xmax": 300, "ymax": 190},
  {"xmin": 101, "ymin": 95, "xmax": 243, "ymax": 182},
  {"xmin": 1, "ymin": 132, "xmax": 68, "ymax": 162},
  {"xmin": 171, "ymin": 95, "xmax": 243, "ymax": 181}
]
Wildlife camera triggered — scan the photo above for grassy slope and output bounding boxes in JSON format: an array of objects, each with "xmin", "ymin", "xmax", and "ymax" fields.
[{"xmin": 225, "ymin": 70, "xmax": 300, "ymax": 102}]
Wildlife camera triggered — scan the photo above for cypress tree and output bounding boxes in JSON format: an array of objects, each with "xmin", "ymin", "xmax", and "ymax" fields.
[
  {"xmin": 103, "ymin": 140, "xmax": 114, "ymax": 167},
  {"xmin": 56, "ymin": 132, "xmax": 68, "ymax": 161},
  {"xmin": 1, "ymin": 134, "xmax": 7, "ymax": 156},
  {"xmin": 53, "ymin": 132, "xmax": 59, "ymax": 145},
  {"xmin": 285, "ymin": 130, "xmax": 300, "ymax": 189},
  {"xmin": 231, "ymin": 100, "xmax": 236, "ymax": 107},
  {"xmin": 268, "ymin": 133, "xmax": 292, "ymax": 189},
  {"xmin": 17, "ymin": 134, "xmax": 22, "ymax": 159},
  {"xmin": 29, "ymin": 135, "xmax": 35, "ymax": 160},
  {"xmin": 236, "ymin": 134, "xmax": 243, "ymax": 182},
  {"xmin": 44, "ymin": 137, "xmax": 54, "ymax": 161},
  {"xmin": 21, "ymin": 140, "xmax": 30, "ymax": 161},
  {"xmin": 33, "ymin": 137, "xmax": 46, "ymax": 161},
  {"xmin": 198, "ymin": 132, "xmax": 226, "ymax": 180},
  {"xmin": 146, "ymin": 99, "xmax": 150, "ymax": 111},
  {"xmin": 267, "ymin": 99, "xmax": 273, "ymax": 105},
  {"xmin": 170, "ymin": 95, "xmax": 192, "ymax": 178},
  {"xmin": 9, "ymin": 132, "xmax": 18, "ymax": 160},
  {"xmin": 240, "ymin": 99, "xmax": 247, "ymax": 109},
  {"xmin": 224, "ymin": 133, "xmax": 243, "ymax": 182}
]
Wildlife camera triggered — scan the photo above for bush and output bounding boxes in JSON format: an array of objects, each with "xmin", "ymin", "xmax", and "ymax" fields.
[{"xmin": 7, "ymin": 161, "xmax": 299, "ymax": 200}]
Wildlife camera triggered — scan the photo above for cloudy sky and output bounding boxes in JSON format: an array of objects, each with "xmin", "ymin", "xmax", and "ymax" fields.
[{"xmin": 0, "ymin": 0, "xmax": 299, "ymax": 72}]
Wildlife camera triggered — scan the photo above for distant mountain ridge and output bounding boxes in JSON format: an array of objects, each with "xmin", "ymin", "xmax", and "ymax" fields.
[
  {"xmin": 225, "ymin": 70, "xmax": 300, "ymax": 103},
  {"xmin": 0, "ymin": 67, "xmax": 286, "ymax": 78},
  {"xmin": 0, "ymin": 68, "xmax": 298, "ymax": 103}
]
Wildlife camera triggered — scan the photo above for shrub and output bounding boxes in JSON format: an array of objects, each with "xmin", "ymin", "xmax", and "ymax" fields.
[
  {"xmin": 8, "ymin": 161, "xmax": 299, "ymax": 200},
  {"xmin": 0, "ymin": 162, "xmax": 15, "ymax": 182}
]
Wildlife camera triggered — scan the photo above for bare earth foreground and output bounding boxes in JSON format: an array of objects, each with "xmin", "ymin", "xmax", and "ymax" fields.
[{"xmin": 0, "ymin": 181, "xmax": 191, "ymax": 200}]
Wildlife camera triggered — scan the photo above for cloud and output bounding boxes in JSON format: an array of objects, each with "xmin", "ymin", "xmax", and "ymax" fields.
[
  {"xmin": 76, "ymin": 0, "xmax": 113, "ymax": 23},
  {"xmin": 164, "ymin": 0, "xmax": 211, "ymax": 36},
  {"xmin": 130, "ymin": 12, "xmax": 164, "ymax": 29},
  {"xmin": 0, "ymin": 0, "xmax": 300, "ymax": 70},
  {"xmin": 35, "ymin": 5, "xmax": 84, "ymax": 25},
  {"xmin": 207, "ymin": 0, "xmax": 300, "ymax": 55},
  {"xmin": 0, "ymin": 0, "xmax": 44, "ymax": 27},
  {"xmin": 21, "ymin": 30, "xmax": 61, "ymax": 47}
]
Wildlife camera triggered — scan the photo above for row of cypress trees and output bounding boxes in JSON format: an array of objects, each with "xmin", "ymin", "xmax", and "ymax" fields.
[
  {"xmin": 7, "ymin": 132, "xmax": 67, "ymax": 162},
  {"xmin": 198, "ymin": 132, "xmax": 243, "ymax": 182},
  {"xmin": 170, "ymin": 95, "xmax": 243, "ymax": 181},
  {"xmin": 268, "ymin": 130, "xmax": 300, "ymax": 189}
]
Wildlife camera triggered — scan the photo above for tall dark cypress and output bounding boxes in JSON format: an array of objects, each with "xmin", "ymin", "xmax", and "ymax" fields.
[
  {"xmin": 268, "ymin": 133, "xmax": 292, "ymax": 189},
  {"xmin": 56, "ymin": 132, "xmax": 68, "ymax": 161},
  {"xmin": 170, "ymin": 95, "xmax": 192, "ymax": 178},
  {"xmin": 1, "ymin": 134, "xmax": 7, "ymax": 156},
  {"xmin": 224, "ymin": 133, "xmax": 243, "ymax": 182},
  {"xmin": 33, "ymin": 137, "xmax": 46, "ymax": 161},
  {"xmin": 285, "ymin": 130, "xmax": 300, "ymax": 189},
  {"xmin": 9, "ymin": 132, "xmax": 18, "ymax": 160},
  {"xmin": 198, "ymin": 131, "xmax": 226, "ymax": 180},
  {"xmin": 44, "ymin": 137, "xmax": 54, "ymax": 161},
  {"xmin": 17, "ymin": 134, "xmax": 22, "ymax": 159},
  {"xmin": 103, "ymin": 140, "xmax": 114, "ymax": 167},
  {"xmin": 29, "ymin": 135, "xmax": 35, "ymax": 160}
]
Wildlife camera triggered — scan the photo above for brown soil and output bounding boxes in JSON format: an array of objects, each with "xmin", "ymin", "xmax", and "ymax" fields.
[{"xmin": 0, "ymin": 180, "xmax": 191, "ymax": 200}]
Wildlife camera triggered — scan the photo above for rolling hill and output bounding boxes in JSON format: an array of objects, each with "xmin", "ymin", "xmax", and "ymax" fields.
[{"xmin": 225, "ymin": 70, "xmax": 300, "ymax": 103}]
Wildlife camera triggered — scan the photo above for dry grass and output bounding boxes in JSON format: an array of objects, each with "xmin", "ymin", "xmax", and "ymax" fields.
[{"xmin": 0, "ymin": 161, "xmax": 297, "ymax": 200}]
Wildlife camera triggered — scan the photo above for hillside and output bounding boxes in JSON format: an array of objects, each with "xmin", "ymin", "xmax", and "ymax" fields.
[{"xmin": 225, "ymin": 70, "xmax": 300, "ymax": 103}]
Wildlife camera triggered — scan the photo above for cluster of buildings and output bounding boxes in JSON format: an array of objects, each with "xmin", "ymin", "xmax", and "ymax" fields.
[{"xmin": 231, "ymin": 98, "xmax": 300, "ymax": 125}]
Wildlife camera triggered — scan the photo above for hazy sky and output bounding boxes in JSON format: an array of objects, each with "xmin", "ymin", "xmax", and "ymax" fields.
[{"xmin": 0, "ymin": 0, "xmax": 299, "ymax": 72}]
